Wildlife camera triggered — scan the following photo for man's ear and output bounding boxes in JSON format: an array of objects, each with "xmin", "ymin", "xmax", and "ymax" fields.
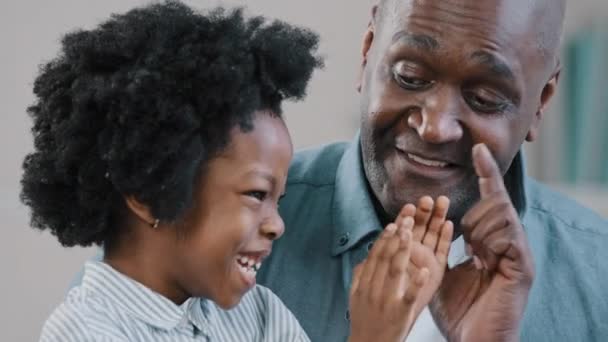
[
  {"xmin": 526, "ymin": 65, "xmax": 561, "ymax": 142},
  {"xmin": 124, "ymin": 195, "xmax": 156, "ymax": 227},
  {"xmin": 356, "ymin": 5, "xmax": 377, "ymax": 93}
]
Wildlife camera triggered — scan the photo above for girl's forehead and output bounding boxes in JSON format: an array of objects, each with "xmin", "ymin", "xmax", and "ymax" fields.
[{"xmin": 208, "ymin": 113, "xmax": 293, "ymax": 177}]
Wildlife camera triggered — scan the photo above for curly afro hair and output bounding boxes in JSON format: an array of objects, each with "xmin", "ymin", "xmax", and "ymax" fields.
[{"xmin": 20, "ymin": 0, "xmax": 323, "ymax": 247}]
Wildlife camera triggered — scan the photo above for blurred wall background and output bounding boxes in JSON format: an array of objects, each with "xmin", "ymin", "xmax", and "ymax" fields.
[{"xmin": 1, "ymin": 1, "xmax": 606, "ymax": 340}]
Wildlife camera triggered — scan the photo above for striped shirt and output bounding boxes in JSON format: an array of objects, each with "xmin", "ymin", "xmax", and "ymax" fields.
[{"xmin": 40, "ymin": 261, "xmax": 310, "ymax": 342}]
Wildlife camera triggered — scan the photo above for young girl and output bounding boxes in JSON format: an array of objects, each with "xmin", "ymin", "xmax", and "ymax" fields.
[{"xmin": 21, "ymin": 1, "xmax": 452, "ymax": 341}]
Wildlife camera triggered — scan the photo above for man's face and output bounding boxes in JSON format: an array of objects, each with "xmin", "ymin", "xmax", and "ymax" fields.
[{"xmin": 358, "ymin": 0, "xmax": 559, "ymax": 222}]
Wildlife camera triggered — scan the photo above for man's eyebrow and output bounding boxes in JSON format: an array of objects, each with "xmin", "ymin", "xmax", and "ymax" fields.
[
  {"xmin": 470, "ymin": 51, "xmax": 515, "ymax": 80},
  {"xmin": 391, "ymin": 31, "xmax": 439, "ymax": 51}
]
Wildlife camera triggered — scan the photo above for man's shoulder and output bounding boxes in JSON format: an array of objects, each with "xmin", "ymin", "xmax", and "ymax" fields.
[
  {"xmin": 520, "ymin": 180, "xmax": 608, "ymax": 340},
  {"xmin": 525, "ymin": 178, "xmax": 607, "ymax": 237},
  {"xmin": 287, "ymin": 141, "xmax": 350, "ymax": 187}
]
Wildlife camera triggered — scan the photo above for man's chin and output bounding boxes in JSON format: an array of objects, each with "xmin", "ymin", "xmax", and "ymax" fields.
[{"xmin": 383, "ymin": 182, "xmax": 478, "ymax": 222}]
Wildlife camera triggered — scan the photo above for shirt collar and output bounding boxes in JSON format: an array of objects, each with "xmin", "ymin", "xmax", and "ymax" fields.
[
  {"xmin": 81, "ymin": 261, "xmax": 212, "ymax": 332},
  {"xmin": 331, "ymin": 133, "xmax": 382, "ymax": 256},
  {"xmin": 331, "ymin": 133, "xmax": 529, "ymax": 257}
]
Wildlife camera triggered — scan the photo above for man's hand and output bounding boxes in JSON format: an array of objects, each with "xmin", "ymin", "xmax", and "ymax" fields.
[
  {"xmin": 348, "ymin": 218, "xmax": 429, "ymax": 342},
  {"xmin": 430, "ymin": 143, "xmax": 535, "ymax": 342}
]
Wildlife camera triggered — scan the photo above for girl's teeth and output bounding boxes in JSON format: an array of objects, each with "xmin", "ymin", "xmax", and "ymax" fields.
[
  {"xmin": 237, "ymin": 255, "xmax": 262, "ymax": 271},
  {"xmin": 238, "ymin": 255, "xmax": 251, "ymax": 264}
]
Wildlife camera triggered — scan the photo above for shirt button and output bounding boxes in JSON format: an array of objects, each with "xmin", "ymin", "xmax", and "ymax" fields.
[
  {"xmin": 345, "ymin": 309, "xmax": 350, "ymax": 321},
  {"xmin": 338, "ymin": 234, "xmax": 350, "ymax": 246}
]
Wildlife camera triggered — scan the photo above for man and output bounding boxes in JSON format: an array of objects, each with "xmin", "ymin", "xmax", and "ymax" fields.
[{"xmin": 257, "ymin": 0, "xmax": 608, "ymax": 341}]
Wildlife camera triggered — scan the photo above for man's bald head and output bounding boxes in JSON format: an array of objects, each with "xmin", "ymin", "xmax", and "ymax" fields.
[{"xmin": 375, "ymin": 0, "xmax": 566, "ymax": 67}]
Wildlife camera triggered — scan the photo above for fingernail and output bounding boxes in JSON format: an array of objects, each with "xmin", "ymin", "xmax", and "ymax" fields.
[
  {"xmin": 465, "ymin": 243, "xmax": 473, "ymax": 257},
  {"xmin": 473, "ymin": 143, "xmax": 487, "ymax": 155},
  {"xmin": 385, "ymin": 223, "xmax": 397, "ymax": 233},
  {"xmin": 473, "ymin": 256, "xmax": 483, "ymax": 270},
  {"xmin": 401, "ymin": 229, "xmax": 411, "ymax": 241},
  {"xmin": 402, "ymin": 216, "xmax": 414, "ymax": 227}
]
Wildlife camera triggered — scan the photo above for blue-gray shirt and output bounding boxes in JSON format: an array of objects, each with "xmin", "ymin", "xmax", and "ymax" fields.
[
  {"xmin": 46, "ymin": 261, "xmax": 309, "ymax": 341},
  {"xmin": 257, "ymin": 135, "xmax": 608, "ymax": 342}
]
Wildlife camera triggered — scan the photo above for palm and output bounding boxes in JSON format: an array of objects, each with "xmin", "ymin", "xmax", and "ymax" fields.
[
  {"xmin": 408, "ymin": 242, "xmax": 445, "ymax": 311},
  {"xmin": 397, "ymin": 196, "xmax": 453, "ymax": 317},
  {"xmin": 432, "ymin": 144, "xmax": 534, "ymax": 342},
  {"xmin": 431, "ymin": 249, "xmax": 530, "ymax": 341}
]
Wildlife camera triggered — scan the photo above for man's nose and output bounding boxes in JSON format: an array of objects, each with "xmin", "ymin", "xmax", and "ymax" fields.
[{"xmin": 407, "ymin": 93, "xmax": 464, "ymax": 144}]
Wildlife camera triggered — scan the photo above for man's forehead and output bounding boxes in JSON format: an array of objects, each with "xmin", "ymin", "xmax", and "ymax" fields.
[
  {"xmin": 380, "ymin": 0, "xmax": 562, "ymax": 22},
  {"xmin": 384, "ymin": 1, "xmax": 532, "ymax": 38},
  {"xmin": 378, "ymin": 0, "xmax": 564, "ymax": 62}
]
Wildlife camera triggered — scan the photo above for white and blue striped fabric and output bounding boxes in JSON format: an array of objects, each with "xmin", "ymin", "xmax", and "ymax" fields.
[{"xmin": 40, "ymin": 261, "xmax": 309, "ymax": 341}]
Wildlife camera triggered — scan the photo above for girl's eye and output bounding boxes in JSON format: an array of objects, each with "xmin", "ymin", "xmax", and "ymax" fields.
[{"xmin": 245, "ymin": 191, "xmax": 267, "ymax": 201}]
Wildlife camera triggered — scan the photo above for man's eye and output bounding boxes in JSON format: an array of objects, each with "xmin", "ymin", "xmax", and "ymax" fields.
[
  {"xmin": 394, "ymin": 71, "xmax": 433, "ymax": 90},
  {"xmin": 464, "ymin": 90, "xmax": 509, "ymax": 114},
  {"xmin": 245, "ymin": 191, "xmax": 267, "ymax": 201},
  {"xmin": 392, "ymin": 61, "xmax": 433, "ymax": 91}
]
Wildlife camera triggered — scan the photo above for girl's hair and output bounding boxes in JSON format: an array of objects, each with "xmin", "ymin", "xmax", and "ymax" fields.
[{"xmin": 20, "ymin": 0, "xmax": 323, "ymax": 247}]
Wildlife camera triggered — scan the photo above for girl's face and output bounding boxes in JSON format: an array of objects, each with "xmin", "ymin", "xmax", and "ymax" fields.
[{"xmin": 170, "ymin": 111, "xmax": 293, "ymax": 309}]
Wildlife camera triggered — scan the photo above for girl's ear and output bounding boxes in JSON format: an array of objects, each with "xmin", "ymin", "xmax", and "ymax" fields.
[{"xmin": 124, "ymin": 195, "xmax": 157, "ymax": 227}]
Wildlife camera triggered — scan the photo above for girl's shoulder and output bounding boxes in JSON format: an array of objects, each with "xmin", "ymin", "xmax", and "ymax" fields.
[
  {"xmin": 39, "ymin": 286, "xmax": 129, "ymax": 342},
  {"xmin": 207, "ymin": 285, "xmax": 309, "ymax": 341}
]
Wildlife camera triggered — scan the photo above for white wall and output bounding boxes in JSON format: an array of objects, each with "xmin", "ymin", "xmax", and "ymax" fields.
[{"xmin": 1, "ymin": 1, "xmax": 606, "ymax": 341}]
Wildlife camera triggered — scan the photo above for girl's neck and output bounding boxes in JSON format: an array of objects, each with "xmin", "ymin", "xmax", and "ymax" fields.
[{"xmin": 104, "ymin": 233, "xmax": 190, "ymax": 305}]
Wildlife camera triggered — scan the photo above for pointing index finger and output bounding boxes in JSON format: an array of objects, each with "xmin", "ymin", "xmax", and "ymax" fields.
[{"xmin": 473, "ymin": 143, "xmax": 506, "ymax": 198}]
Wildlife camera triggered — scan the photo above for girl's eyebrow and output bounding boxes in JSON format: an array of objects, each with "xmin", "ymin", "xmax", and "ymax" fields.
[{"xmin": 245, "ymin": 170, "xmax": 276, "ymax": 187}]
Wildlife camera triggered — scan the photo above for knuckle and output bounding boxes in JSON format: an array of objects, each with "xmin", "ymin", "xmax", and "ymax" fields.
[
  {"xmin": 389, "ymin": 263, "xmax": 404, "ymax": 277},
  {"xmin": 497, "ymin": 202, "xmax": 512, "ymax": 213},
  {"xmin": 492, "ymin": 191, "xmax": 508, "ymax": 200},
  {"xmin": 418, "ymin": 206, "xmax": 432, "ymax": 215},
  {"xmin": 378, "ymin": 249, "xmax": 391, "ymax": 261},
  {"xmin": 403, "ymin": 292, "xmax": 416, "ymax": 305},
  {"xmin": 460, "ymin": 216, "xmax": 472, "ymax": 230},
  {"xmin": 369, "ymin": 242, "xmax": 384, "ymax": 258}
]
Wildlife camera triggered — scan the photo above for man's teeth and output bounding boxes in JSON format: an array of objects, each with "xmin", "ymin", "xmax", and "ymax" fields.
[{"xmin": 407, "ymin": 153, "xmax": 448, "ymax": 168}]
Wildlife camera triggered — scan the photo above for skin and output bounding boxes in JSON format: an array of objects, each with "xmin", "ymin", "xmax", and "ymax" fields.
[
  {"xmin": 355, "ymin": 0, "xmax": 564, "ymax": 340},
  {"xmin": 429, "ymin": 143, "xmax": 535, "ymax": 342},
  {"xmin": 349, "ymin": 210, "xmax": 454, "ymax": 342},
  {"xmin": 396, "ymin": 195, "xmax": 454, "ymax": 318},
  {"xmin": 358, "ymin": 0, "xmax": 561, "ymax": 222},
  {"xmin": 103, "ymin": 109, "xmax": 453, "ymax": 342},
  {"xmin": 105, "ymin": 111, "xmax": 293, "ymax": 309}
]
